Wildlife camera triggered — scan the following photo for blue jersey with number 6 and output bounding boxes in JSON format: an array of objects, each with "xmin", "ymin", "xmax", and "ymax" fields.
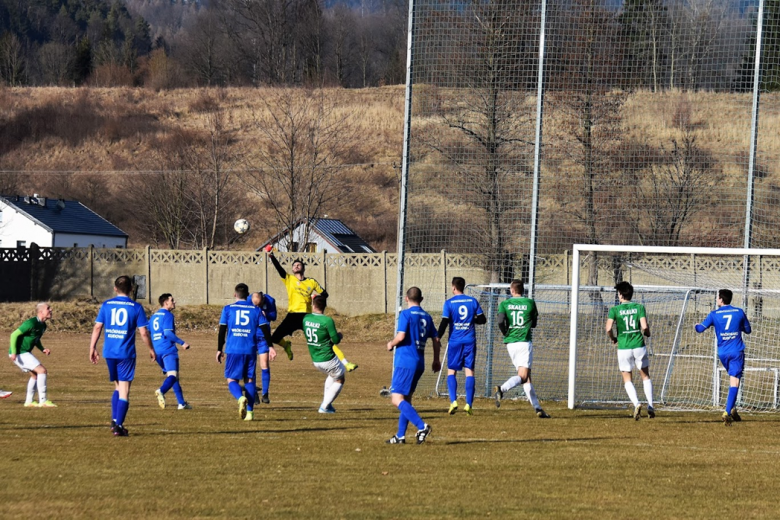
[
  {"xmin": 442, "ymin": 295, "xmax": 484, "ymax": 344},
  {"xmin": 696, "ymin": 305, "xmax": 751, "ymax": 355},
  {"xmin": 150, "ymin": 309, "xmax": 183, "ymax": 357},
  {"xmin": 95, "ymin": 296, "xmax": 149, "ymax": 359},
  {"xmin": 220, "ymin": 300, "xmax": 263, "ymax": 355},
  {"xmin": 394, "ymin": 307, "xmax": 438, "ymax": 369}
]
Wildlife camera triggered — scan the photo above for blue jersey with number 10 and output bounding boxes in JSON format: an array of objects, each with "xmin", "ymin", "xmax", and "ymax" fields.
[
  {"xmin": 95, "ymin": 296, "xmax": 149, "ymax": 359},
  {"xmin": 220, "ymin": 300, "xmax": 263, "ymax": 355},
  {"xmin": 442, "ymin": 295, "xmax": 484, "ymax": 344},
  {"xmin": 394, "ymin": 306, "xmax": 438, "ymax": 370}
]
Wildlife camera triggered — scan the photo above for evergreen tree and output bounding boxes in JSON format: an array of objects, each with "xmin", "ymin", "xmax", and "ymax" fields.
[{"xmin": 735, "ymin": 0, "xmax": 780, "ymax": 92}]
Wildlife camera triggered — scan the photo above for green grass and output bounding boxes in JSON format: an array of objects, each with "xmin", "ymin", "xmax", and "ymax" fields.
[{"xmin": 1, "ymin": 332, "xmax": 779, "ymax": 519}]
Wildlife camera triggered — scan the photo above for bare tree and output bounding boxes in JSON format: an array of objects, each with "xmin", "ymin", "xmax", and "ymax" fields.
[
  {"xmin": 245, "ymin": 89, "xmax": 356, "ymax": 251},
  {"xmin": 0, "ymin": 33, "xmax": 26, "ymax": 86}
]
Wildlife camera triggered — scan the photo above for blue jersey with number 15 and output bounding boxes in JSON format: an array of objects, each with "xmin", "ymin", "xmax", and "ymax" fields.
[
  {"xmin": 442, "ymin": 295, "xmax": 484, "ymax": 344},
  {"xmin": 394, "ymin": 306, "xmax": 438, "ymax": 370},
  {"xmin": 220, "ymin": 300, "xmax": 263, "ymax": 355},
  {"xmin": 96, "ymin": 296, "xmax": 149, "ymax": 359}
]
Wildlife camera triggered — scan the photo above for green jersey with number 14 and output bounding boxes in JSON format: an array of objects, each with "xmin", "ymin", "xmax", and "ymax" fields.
[
  {"xmin": 498, "ymin": 297, "xmax": 538, "ymax": 343},
  {"xmin": 607, "ymin": 302, "xmax": 646, "ymax": 350}
]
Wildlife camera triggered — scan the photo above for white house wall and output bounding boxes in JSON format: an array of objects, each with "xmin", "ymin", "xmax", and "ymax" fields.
[
  {"xmin": 0, "ymin": 202, "xmax": 53, "ymax": 247},
  {"xmin": 53, "ymin": 233, "xmax": 127, "ymax": 248},
  {"xmin": 274, "ymin": 225, "xmax": 333, "ymax": 253}
]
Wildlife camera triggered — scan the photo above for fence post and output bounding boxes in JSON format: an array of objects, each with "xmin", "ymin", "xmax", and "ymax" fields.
[
  {"xmin": 382, "ymin": 251, "xmax": 388, "ymax": 314},
  {"xmin": 263, "ymin": 250, "xmax": 269, "ymax": 294},
  {"xmin": 441, "ymin": 249, "xmax": 447, "ymax": 304},
  {"xmin": 146, "ymin": 245, "xmax": 152, "ymax": 304},
  {"xmin": 204, "ymin": 247, "xmax": 209, "ymax": 305},
  {"xmin": 322, "ymin": 250, "xmax": 327, "ymax": 291},
  {"xmin": 89, "ymin": 245, "xmax": 94, "ymax": 298}
]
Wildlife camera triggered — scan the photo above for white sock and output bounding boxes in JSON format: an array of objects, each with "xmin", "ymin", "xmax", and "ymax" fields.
[
  {"xmin": 324, "ymin": 376, "xmax": 334, "ymax": 394},
  {"xmin": 501, "ymin": 376, "xmax": 522, "ymax": 393},
  {"xmin": 341, "ymin": 358, "xmax": 350, "ymax": 366},
  {"xmin": 523, "ymin": 382, "xmax": 540, "ymax": 410},
  {"xmin": 26, "ymin": 378, "xmax": 36, "ymax": 404},
  {"xmin": 321, "ymin": 382, "xmax": 343, "ymax": 409},
  {"xmin": 643, "ymin": 379, "xmax": 654, "ymax": 408},
  {"xmin": 37, "ymin": 373, "xmax": 47, "ymax": 402},
  {"xmin": 624, "ymin": 382, "xmax": 640, "ymax": 406}
]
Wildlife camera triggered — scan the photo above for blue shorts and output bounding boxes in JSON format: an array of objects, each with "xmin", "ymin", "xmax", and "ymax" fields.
[
  {"xmin": 225, "ymin": 353, "xmax": 257, "ymax": 381},
  {"xmin": 106, "ymin": 357, "xmax": 136, "ymax": 382},
  {"xmin": 156, "ymin": 353, "xmax": 179, "ymax": 374},
  {"xmin": 719, "ymin": 351, "xmax": 745, "ymax": 379},
  {"xmin": 257, "ymin": 340, "xmax": 270, "ymax": 355},
  {"xmin": 447, "ymin": 340, "xmax": 476, "ymax": 371},
  {"xmin": 390, "ymin": 366, "xmax": 424, "ymax": 396}
]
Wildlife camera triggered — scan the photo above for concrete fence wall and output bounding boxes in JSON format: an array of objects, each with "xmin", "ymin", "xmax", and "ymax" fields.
[{"xmin": 3, "ymin": 247, "xmax": 780, "ymax": 316}]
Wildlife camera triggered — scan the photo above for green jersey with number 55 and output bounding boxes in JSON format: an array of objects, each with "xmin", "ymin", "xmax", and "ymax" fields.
[
  {"xmin": 498, "ymin": 297, "xmax": 538, "ymax": 343},
  {"xmin": 607, "ymin": 302, "xmax": 646, "ymax": 350}
]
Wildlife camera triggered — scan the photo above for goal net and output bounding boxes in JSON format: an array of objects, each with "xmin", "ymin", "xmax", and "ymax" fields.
[{"xmin": 569, "ymin": 245, "xmax": 780, "ymax": 412}]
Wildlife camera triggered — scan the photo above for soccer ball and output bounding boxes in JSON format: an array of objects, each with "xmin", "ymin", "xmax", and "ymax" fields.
[{"xmin": 234, "ymin": 219, "xmax": 250, "ymax": 234}]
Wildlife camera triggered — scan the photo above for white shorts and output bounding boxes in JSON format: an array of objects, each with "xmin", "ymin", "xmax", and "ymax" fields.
[
  {"xmin": 313, "ymin": 357, "xmax": 345, "ymax": 380},
  {"xmin": 617, "ymin": 347, "xmax": 649, "ymax": 372},
  {"xmin": 12, "ymin": 352, "xmax": 41, "ymax": 373},
  {"xmin": 506, "ymin": 341, "xmax": 533, "ymax": 370}
]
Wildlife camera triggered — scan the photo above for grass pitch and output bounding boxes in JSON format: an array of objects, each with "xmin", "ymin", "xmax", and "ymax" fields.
[{"xmin": 1, "ymin": 332, "xmax": 779, "ymax": 519}]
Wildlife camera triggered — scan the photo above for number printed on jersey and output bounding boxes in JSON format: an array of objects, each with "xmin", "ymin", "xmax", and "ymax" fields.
[
  {"xmin": 458, "ymin": 305, "xmax": 468, "ymax": 320},
  {"xmin": 110, "ymin": 308, "xmax": 128, "ymax": 327},
  {"xmin": 511, "ymin": 310, "xmax": 525, "ymax": 328},
  {"xmin": 235, "ymin": 309, "xmax": 250, "ymax": 326},
  {"xmin": 622, "ymin": 315, "xmax": 637, "ymax": 331},
  {"xmin": 305, "ymin": 327, "xmax": 316, "ymax": 343},
  {"xmin": 152, "ymin": 316, "xmax": 161, "ymax": 331}
]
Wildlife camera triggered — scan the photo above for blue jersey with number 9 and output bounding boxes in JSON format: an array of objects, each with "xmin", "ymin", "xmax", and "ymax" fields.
[
  {"xmin": 95, "ymin": 296, "xmax": 149, "ymax": 359},
  {"xmin": 394, "ymin": 306, "xmax": 438, "ymax": 369},
  {"xmin": 442, "ymin": 295, "xmax": 484, "ymax": 344},
  {"xmin": 220, "ymin": 300, "xmax": 263, "ymax": 355}
]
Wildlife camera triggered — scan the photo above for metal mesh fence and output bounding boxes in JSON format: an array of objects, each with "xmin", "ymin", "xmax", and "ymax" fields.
[{"xmin": 399, "ymin": 0, "xmax": 780, "ymax": 304}]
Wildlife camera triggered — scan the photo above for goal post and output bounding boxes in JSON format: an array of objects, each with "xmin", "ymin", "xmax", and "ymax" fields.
[{"xmin": 568, "ymin": 244, "xmax": 780, "ymax": 411}]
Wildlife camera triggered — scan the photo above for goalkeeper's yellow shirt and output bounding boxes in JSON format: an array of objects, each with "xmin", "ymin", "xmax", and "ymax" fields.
[{"xmin": 283, "ymin": 274, "xmax": 325, "ymax": 313}]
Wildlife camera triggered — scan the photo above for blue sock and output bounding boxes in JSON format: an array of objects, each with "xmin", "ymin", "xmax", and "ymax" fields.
[
  {"xmin": 111, "ymin": 390, "xmax": 119, "ymax": 422},
  {"xmin": 160, "ymin": 375, "xmax": 176, "ymax": 394},
  {"xmin": 398, "ymin": 400, "xmax": 425, "ymax": 430},
  {"xmin": 245, "ymin": 383, "xmax": 257, "ymax": 412},
  {"xmin": 726, "ymin": 386, "xmax": 739, "ymax": 414},
  {"xmin": 261, "ymin": 369, "xmax": 270, "ymax": 395},
  {"xmin": 465, "ymin": 376, "xmax": 475, "ymax": 407},
  {"xmin": 397, "ymin": 413, "xmax": 409, "ymax": 438},
  {"xmin": 172, "ymin": 381, "xmax": 185, "ymax": 405},
  {"xmin": 447, "ymin": 374, "xmax": 457, "ymax": 402},
  {"xmin": 116, "ymin": 398, "xmax": 129, "ymax": 427},
  {"xmin": 228, "ymin": 381, "xmax": 243, "ymax": 400}
]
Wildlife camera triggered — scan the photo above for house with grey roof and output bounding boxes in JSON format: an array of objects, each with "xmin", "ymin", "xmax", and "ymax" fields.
[
  {"xmin": 0, "ymin": 194, "xmax": 128, "ymax": 248},
  {"xmin": 259, "ymin": 218, "xmax": 376, "ymax": 254}
]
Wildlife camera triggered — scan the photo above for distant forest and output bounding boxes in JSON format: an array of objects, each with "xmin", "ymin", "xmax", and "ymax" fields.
[
  {"xmin": 0, "ymin": 0, "xmax": 777, "ymax": 89},
  {"xmin": 0, "ymin": 0, "xmax": 409, "ymax": 88}
]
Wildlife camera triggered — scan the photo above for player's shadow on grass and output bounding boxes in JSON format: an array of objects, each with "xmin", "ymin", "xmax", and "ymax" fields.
[
  {"xmin": 142, "ymin": 425, "xmax": 359, "ymax": 437},
  {"xmin": 444, "ymin": 436, "xmax": 614, "ymax": 446}
]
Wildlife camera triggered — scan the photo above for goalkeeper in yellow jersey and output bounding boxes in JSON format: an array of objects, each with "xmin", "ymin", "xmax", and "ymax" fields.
[{"xmin": 267, "ymin": 250, "xmax": 357, "ymax": 371}]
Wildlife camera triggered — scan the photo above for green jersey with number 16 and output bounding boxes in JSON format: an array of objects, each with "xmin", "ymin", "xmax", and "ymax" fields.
[
  {"xmin": 498, "ymin": 297, "xmax": 538, "ymax": 343},
  {"xmin": 607, "ymin": 302, "xmax": 646, "ymax": 350}
]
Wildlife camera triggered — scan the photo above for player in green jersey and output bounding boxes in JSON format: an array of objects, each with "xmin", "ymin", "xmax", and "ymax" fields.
[
  {"xmin": 303, "ymin": 295, "xmax": 346, "ymax": 414},
  {"xmin": 9, "ymin": 302, "xmax": 56, "ymax": 407},
  {"xmin": 606, "ymin": 281, "xmax": 654, "ymax": 420},
  {"xmin": 493, "ymin": 280, "xmax": 550, "ymax": 418}
]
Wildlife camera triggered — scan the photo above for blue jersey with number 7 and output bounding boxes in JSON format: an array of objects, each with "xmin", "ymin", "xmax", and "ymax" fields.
[
  {"xmin": 95, "ymin": 296, "xmax": 149, "ymax": 359},
  {"xmin": 220, "ymin": 300, "xmax": 263, "ymax": 355},
  {"xmin": 695, "ymin": 305, "xmax": 751, "ymax": 355}
]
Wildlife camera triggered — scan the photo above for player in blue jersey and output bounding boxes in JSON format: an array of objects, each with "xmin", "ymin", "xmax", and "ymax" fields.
[
  {"xmin": 250, "ymin": 292, "xmax": 277, "ymax": 404},
  {"xmin": 385, "ymin": 287, "xmax": 441, "ymax": 444},
  {"xmin": 150, "ymin": 294, "xmax": 191, "ymax": 410},
  {"xmin": 438, "ymin": 277, "xmax": 486, "ymax": 415},
  {"xmin": 89, "ymin": 275, "xmax": 155, "ymax": 437},
  {"xmin": 695, "ymin": 289, "xmax": 752, "ymax": 425},
  {"xmin": 217, "ymin": 283, "xmax": 264, "ymax": 421}
]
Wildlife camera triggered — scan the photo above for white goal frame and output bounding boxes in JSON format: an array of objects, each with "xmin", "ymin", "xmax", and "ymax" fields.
[{"xmin": 567, "ymin": 244, "xmax": 780, "ymax": 409}]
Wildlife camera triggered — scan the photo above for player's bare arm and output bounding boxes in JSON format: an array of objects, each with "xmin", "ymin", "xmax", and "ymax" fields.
[
  {"xmin": 605, "ymin": 318, "xmax": 617, "ymax": 344},
  {"xmin": 387, "ymin": 332, "xmax": 406, "ymax": 351},
  {"xmin": 139, "ymin": 327, "xmax": 155, "ymax": 361},
  {"xmin": 641, "ymin": 317, "xmax": 650, "ymax": 337},
  {"xmin": 89, "ymin": 322, "xmax": 103, "ymax": 363}
]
